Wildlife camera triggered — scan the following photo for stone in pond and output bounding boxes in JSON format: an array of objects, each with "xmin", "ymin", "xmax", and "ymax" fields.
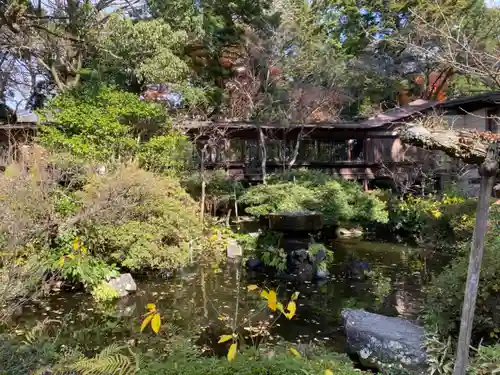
[
  {"xmin": 316, "ymin": 268, "xmax": 330, "ymax": 279},
  {"xmin": 246, "ymin": 258, "xmax": 262, "ymax": 270},
  {"xmin": 227, "ymin": 238, "xmax": 242, "ymax": 260},
  {"xmin": 336, "ymin": 227, "xmax": 363, "ymax": 238},
  {"xmin": 341, "ymin": 309, "xmax": 428, "ymax": 374},
  {"xmin": 107, "ymin": 273, "xmax": 137, "ymax": 298}
]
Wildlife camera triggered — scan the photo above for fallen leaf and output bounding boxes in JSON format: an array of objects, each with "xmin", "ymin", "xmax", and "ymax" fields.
[{"xmin": 247, "ymin": 284, "xmax": 259, "ymax": 291}]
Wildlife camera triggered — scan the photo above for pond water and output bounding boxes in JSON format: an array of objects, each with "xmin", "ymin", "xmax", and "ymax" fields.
[{"xmin": 12, "ymin": 240, "xmax": 448, "ymax": 356}]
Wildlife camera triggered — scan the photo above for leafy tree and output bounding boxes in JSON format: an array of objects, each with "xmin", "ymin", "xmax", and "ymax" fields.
[
  {"xmin": 93, "ymin": 15, "xmax": 192, "ymax": 92},
  {"xmin": 38, "ymin": 83, "xmax": 167, "ymax": 161}
]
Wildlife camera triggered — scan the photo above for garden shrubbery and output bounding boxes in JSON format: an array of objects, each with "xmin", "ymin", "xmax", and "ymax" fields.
[
  {"xmin": 423, "ymin": 203, "xmax": 500, "ymax": 340},
  {"xmin": 387, "ymin": 192, "xmax": 477, "ymax": 250},
  {"xmin": 138, "ymin": 344, "xmax": 366, "ymax": 375},
  {"xmin": 0, "ymin": 153, "xmax": 226, "ymax": 306},
  {"xmin": 239, "ymin": 169, "xmax": 389, "ymax": 226}
]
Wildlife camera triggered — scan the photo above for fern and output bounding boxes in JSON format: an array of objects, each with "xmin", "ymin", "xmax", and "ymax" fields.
[
  {"xmin": 38, "ymin": 344, "xmax": 138, "ymax": 375},
  {"xmin": 22, "ymin": 318, "xmax": 60, "ymax": 346}
]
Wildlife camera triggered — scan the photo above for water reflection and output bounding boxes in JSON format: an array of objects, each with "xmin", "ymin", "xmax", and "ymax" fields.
[{"xmin": 15, "ymin": 240, "xmax": 447, "ymax": 354}]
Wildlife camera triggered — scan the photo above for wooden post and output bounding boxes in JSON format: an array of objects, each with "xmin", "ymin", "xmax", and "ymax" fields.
[{"xmin": 453, "ymin": 143, "xmax": 498, "ymax": 375}]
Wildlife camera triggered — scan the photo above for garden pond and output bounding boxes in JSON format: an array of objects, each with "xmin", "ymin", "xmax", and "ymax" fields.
[{"xmin": 10, "ymin": 240, "xmax": 449, "ymax": 357}]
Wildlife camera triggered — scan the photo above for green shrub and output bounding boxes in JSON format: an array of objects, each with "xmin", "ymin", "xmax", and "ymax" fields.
[
  {"xmin": 38, "ymin": 83, "xmax": 167, "ymax": 162},
  {"xmin": 138, "ymin": 132, "xmax": 194, "ymax": 175},
  {"xmin": 0, "ymin": 155, "xmax": 213, "ymax": 304},
  {"xmin": 76, "ymin": 164, "xmax": 203, "ymax": 271},
  {"xmin": 470, "ymin": 343, "xmax": 500, "ymax": 375},
  {"xmin": 388, "ymin": 193, "xmax": 476, "ymax": 249},
  {"xmin": 182, "ymin": 169, "xmax": 245, "ymax": 215},
  {"xmin": 423, "ymin": 205, "xmax": 500, "ymax": 340},
  {"xmin": 138, "ymin": 343, "xmax": 367, "ymax": 375},
  {"xmin": 240, "ymin": 170, "xmax": 388, "ymax": 226}
]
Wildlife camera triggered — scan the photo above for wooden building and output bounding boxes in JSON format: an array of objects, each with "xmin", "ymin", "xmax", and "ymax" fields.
[
  {"xmin": 183, "ymin": 92, "xmax": 500, "ymax": 190},
  {"xmin": 2, "ymin": 92, "xmax": 500, "ymax": 191}
]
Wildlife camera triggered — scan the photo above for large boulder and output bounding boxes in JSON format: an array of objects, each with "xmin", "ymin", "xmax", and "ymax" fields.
[
  {"xmin": 341, "ymin": 309, "xmax": 428, "ymax": 374},
  {"xmin": 107, "ymin": 273, "xmax": 137, "ymax": 298}
]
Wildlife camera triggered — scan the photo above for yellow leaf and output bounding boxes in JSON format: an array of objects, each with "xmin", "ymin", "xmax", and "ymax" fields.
[
  {"xmin": 260, "ymin": 290, "xmax": 269, "ymax": 300},
  {"xmin": 218, "ymin": 334, "xmax": 233, "ymax": 344},
  {"xmin": 324, "ymin": 370, "xmax": 333, "ymax": 375},
  {"xmin": 140, "ymin": 314, "xmax": 153, "ymax": 332},
  {"xmin": 289, "ymin": 347, "xmax": 302, "ymax": 358},
  {"xmin": 227, "ymin": 342, "xmax": 237, "ymax": 361},
  {"xmin": 151, "ymin": 313, "xmax": 161, "ymax": 333},
  {"xmin": 67, "ymin": 254, "xmax": 75, "ymax": 260},
  {"xmin": 277, "ymin": 302, "xmax": 284, "ymax": 314},
  {"xmin": 247, "ymin": 284, "xmax": 259, "ymax": 291},
  {"xmin": 58, "ymin": 257, "xmax": 65, "ymax": 267},
  {"xmin": 146, "ymin": 303, "xmax": 156, "ymax": 312},
  {"xmin": 268, "ymin": 290, "xmax": 277, "ymax": 311},
  {"xmin": 291, "ymin": 291, "xmax": 300, "ymax": 301},
  {"xmin": 73, "ymin": 237, "xmax": 79, "ymax": 251},
  {"xmin": 286, "ymin": 301, "xmax": 296, "ymax": 319}
]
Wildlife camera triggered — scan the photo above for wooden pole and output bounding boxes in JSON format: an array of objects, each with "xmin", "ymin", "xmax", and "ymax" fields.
[{"xmin": 453, "ymin": 143, "xmax": 498, "ymax": 375}]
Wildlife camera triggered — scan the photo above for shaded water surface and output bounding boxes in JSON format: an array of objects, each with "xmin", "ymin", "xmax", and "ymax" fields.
[{"xmin": 15, "ymin": 240, "xmax": 447, "ymax": 353}]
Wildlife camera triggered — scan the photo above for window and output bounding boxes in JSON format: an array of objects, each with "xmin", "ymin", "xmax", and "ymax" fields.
[{"xmin": 226, "ymin": 139, "xmax": 245, "ymax": 162}]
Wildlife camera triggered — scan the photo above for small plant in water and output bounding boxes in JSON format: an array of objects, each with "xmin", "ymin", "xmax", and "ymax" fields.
[{"xmin": 217, "ymin": 285, "xmax": 299, "ymax": 361}]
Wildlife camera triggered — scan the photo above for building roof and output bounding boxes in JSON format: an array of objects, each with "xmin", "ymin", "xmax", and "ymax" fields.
[{"xmin": 1, "ymin": 91, "xmax": 500, "ymax": 131}]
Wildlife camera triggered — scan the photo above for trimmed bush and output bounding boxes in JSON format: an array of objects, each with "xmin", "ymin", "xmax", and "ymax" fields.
[{"xmin": 240, "ymin": 170, "xmax": 388, "ymax": 226}]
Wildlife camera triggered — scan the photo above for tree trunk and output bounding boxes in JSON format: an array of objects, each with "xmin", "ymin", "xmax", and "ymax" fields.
[
  {"xmin": 453, "ymin": 144, "xmax": 498, "ymax": 375},
  {"xmin": 200, "ymin": 146, "xmax": 208, "ymax": 225},
  {"xmin": 287, "ymin": 128, "xmax": 303, "ymax": 170},
  {"xmin": 257, "ymin": 125, "xmax": 267, "ymax": 184}
]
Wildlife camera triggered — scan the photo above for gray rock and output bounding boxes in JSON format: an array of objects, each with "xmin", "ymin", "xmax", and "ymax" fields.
[
  {"xmin": 316, "ymin": 268, "xmax": 330, "ymax": 279},
  {"xmin": 227, "ymin": 238, "xmax": 243, "ymax": 259},
  {"xmin": 313, "ymin": 246, "xmax": 327, "ymax": 264},
  {"xmin": 341, "ymin": 309, "xmax": 428, "ymax": 374},
  {"xmin": 336, "ymin": 227, "xmax": 363, "ymax": 238},
  {"xmin": 295, "ymin": 262, "xmax": 314, "ymax": 282},
  {"xmin": 107, "ymin": 273, "xmax": 137, "ymax": 298},
  {"xmin": 246, "ymin": 258, "xmax": 262, "ymax": 270}
]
